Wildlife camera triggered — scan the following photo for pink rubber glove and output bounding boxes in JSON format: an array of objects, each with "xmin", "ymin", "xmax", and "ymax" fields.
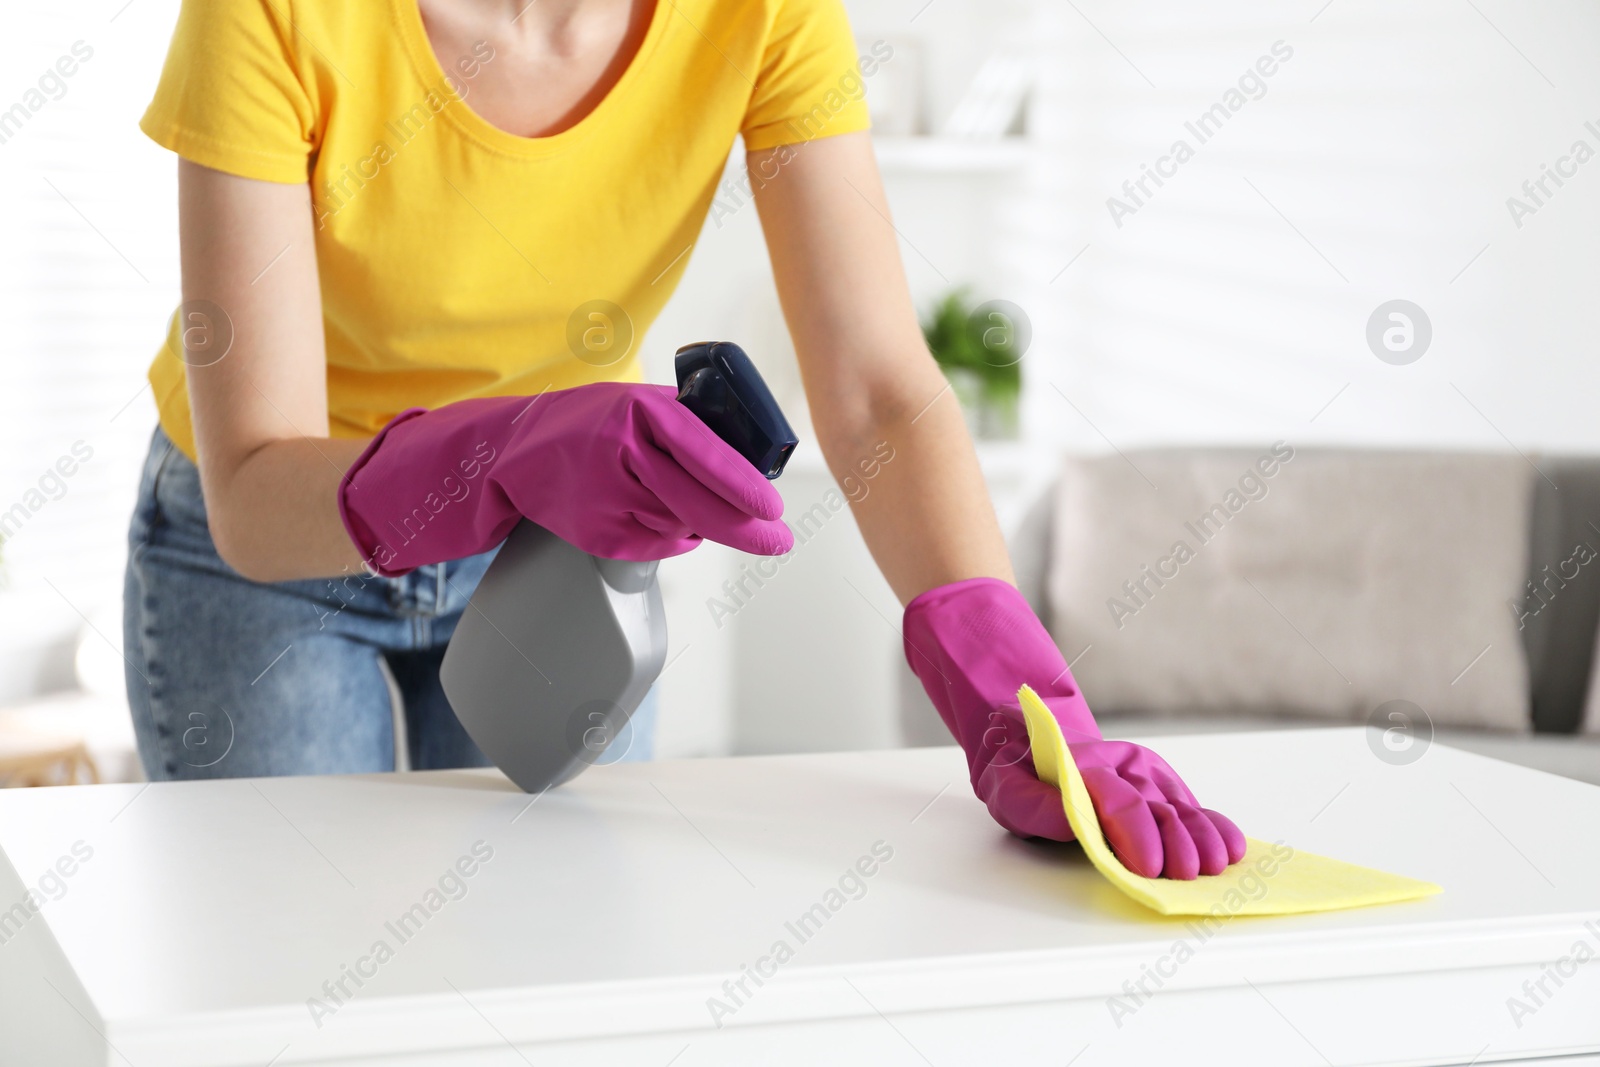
[
  {"xmin": 903, "ymin": 577, "xmax": 1247, "ymax": 879},
  {"xmin": 339, "ymin": 383, "xmax": 793, "ymax": 577}
]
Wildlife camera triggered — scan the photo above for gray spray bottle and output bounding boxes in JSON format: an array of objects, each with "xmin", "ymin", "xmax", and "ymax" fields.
[{"xmin": 439, "ymin": 342, "xmax": 798, "ymax": 793}]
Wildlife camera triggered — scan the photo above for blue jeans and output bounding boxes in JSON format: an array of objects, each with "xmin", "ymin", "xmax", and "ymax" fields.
[{"xmin": 123, "ymin": 427, "xmax": 656, "ymax": 780}]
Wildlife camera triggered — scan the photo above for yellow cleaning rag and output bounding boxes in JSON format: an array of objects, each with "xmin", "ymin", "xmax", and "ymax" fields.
[{"xmin": 1017, "ymin": 685, "xmax": 1441, "ymax": 917}]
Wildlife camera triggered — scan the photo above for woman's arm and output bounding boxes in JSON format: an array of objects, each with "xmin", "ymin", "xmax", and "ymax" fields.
[
  {"xmin": 178, "ymin": 159, "xmax": 369, "ymax": 582},
  {"xmin": 749, "ymin": 131, "xmax": 1014, "ymax": 604},
  {"xmin": 754, "ymin": 135, "xmax": 1248, "ymax": 876}
]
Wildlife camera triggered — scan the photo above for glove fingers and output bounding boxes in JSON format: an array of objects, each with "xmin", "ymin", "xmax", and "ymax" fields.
[
  {"xmin": 1202, "ymin": 807, "xmax": 1250, "ymax": 864},
  {"xmin": 631, "ymin": 446, "xmax": 794, "ymax": 556},
  {"xmin": 576, "ymin": 525, "xmax": 702, "ymax": 562},
  {"xmin": 620, "ymin": 497, "xmax": 694, "ymax": 541},
  {"xmin": 1118, "ymin": 770, "xmax": 1169, "ymax": 806},
  {"xmin": 1175, "ymin": 803, "xmax": 1229, "ymax": 876},
  {"xmin": 622, "ymin": 514, "xmax": 701, "ymax": 559},
  {"xmin": 1150, "ymin": 801, "xmax": 1200, "ymax": 880},
  {"xmin": 1152, "ymin": 766, "xmax": 1201, "ymax": 809},
  {"xmin": 1081, "ymin": 766, "xmax": 1163, "ymax": 878},
  {"xmin": 1137, "ymin": 768, "xmax": 1233, "ymax": 876},
  {"xmin": 638, "ymin": 391, "xmax": 786, "ymax": 521}
]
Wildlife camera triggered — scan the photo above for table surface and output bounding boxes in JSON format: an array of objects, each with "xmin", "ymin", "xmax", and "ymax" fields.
[{"xmin": 2, "ymin": 728, "xmax": 1598, "ymax": 1065}]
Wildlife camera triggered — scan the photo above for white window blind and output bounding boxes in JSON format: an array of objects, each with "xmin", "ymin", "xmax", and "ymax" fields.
[{"xmin": 0, "ymin": 1, "xmax": 180, "ymax": 701}]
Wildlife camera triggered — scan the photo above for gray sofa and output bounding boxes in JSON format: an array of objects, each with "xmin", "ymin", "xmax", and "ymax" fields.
[{"xmin": 900, "ymin": 451, "xmax": 1600, "ymax": 785}]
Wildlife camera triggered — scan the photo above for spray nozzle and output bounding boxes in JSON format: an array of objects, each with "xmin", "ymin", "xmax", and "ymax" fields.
[{"xmin": 674, "ymin": 342, "xmax": 798, "ymax": 480}]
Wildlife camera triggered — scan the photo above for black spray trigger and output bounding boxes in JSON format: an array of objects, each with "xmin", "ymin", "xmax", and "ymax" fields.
[{"xmin": 674, "ymin": 341, "xmax": 799, "ymax": 479}]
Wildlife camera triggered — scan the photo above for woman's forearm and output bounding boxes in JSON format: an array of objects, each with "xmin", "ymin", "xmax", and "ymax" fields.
[
  {"xmin": 748, "ymin": 133, "xmax": 1016, "ymax": 605},
  {"xmin": 175, "ymin": 161, "xmax": 374, "ymax": 583},
  {"xmin": 203, "ymin": 436, "xmax": 370, "ymax": 583},
  {"xmin": 812, "ymin": 356, "xmax": 1014, "ymax": 606}
]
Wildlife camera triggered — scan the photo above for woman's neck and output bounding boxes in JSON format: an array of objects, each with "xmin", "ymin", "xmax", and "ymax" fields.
[{"xmin": 416, "ymin": 0, "xmax": 654, "ymax": 138}]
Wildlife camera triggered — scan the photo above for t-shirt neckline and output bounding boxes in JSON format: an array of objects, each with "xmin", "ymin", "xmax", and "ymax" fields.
[{"xmin": 388, "ymin": 0, "xmax": 669, "ymax": 159}]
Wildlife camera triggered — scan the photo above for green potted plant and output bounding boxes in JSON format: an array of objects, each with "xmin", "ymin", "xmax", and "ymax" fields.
[{"xmin": 920, "ymin": 288, "xmax": 1024, "ymax": 440}]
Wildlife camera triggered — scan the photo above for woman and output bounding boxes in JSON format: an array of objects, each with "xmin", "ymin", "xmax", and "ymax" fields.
[{"xmin": 126, "ymin": 0, "xmax": 1245, "ymax": 879}]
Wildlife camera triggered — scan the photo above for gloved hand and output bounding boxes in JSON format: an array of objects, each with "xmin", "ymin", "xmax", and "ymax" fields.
[
  {"xmin": 339, "ymin": 383, "xmax": 792, "ymax": 577},
  {"xmin": 902, "ymin": 577, "xmax": 1246, "ymax": 879}
]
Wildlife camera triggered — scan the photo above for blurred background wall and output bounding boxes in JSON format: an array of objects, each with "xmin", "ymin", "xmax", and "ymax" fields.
[{"xmin": 2, "ymin": 0, "xmax": 1598, "ymax": 762}]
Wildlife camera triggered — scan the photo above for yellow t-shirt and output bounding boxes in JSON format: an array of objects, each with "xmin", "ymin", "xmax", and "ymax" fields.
[{"xmin": 141, "ymin": 0, "xmax": 871, "ymax": 461}]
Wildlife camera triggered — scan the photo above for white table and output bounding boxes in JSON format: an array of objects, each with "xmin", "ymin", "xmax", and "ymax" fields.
[{"xmin": 2, "ymin": 728, "xmax": 1598, "ymax": 1066}]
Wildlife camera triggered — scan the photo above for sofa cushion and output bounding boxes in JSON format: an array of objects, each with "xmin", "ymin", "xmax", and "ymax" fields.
[{"xmin": 1045, "ymin": 447, "xmax": 1533, "ymax": 731}]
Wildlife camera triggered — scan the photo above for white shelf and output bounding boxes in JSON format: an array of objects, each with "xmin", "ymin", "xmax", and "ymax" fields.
[{"xmin": 871, "ymin": 135, "xmax": 1033, "ymax": 174}]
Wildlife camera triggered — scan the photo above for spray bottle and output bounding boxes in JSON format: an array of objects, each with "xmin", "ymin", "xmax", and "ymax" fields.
[{"xmin": 439, "ymin": 342, "xmax": 798, "ymax": 792}]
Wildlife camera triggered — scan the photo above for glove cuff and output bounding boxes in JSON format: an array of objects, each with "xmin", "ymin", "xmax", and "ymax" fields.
[
  {"xmin": 902, "ymin": 576, "xmax": 1098, "ymax": 740},
  {"xmin": 337, "ymin": 407, "xmax": 430, "ymax": 577}
]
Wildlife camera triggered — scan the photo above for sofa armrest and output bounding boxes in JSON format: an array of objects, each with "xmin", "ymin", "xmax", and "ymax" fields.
[
  {"xmin": 1007, "ymin": 475, "xmax": 1057, "ymax": 623},
  {"xmin": 1524, "ymin": 458, "xmax": 1600, "ymax": 732}
]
